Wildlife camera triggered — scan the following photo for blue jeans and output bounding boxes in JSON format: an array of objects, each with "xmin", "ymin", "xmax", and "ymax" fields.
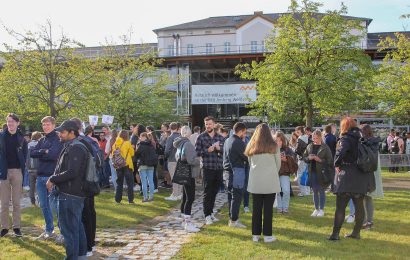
[
  {"xmin": 140, "ymin": 167, "xmax": 155, "ymax": 199},
  {"xmin": 349, "ymin": 199, "xmax": 355, "ymax": 215},
  {"xmin": 101, "ymin": 159, "xmax": 111, "ymax": 187},
  {"xmin": 277, "ymin": 176, "xmax": 291, "ymax": 210},
  {"xmin": 109, "ymin": 159, "xmax": 117, "ymax": 190},
  {"xmin": 23, "ymin": 169, "xmax": 30, "ymax": 187},
  {"xmin": 227, "ymin": 168, "xmax": 246, "ymax": 221},
  {"xmin": 57, "ymin": 192, "xmax": 87, "ymax": 260},
  {"xmin": 37, "ymin": 176, "xmax": 54, "ymax": 232}
]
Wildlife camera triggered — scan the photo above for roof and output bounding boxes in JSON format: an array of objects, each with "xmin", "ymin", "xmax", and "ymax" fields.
[{"xmin": 153, "ymin": 12, "xmax": 372, "ymax": 33}]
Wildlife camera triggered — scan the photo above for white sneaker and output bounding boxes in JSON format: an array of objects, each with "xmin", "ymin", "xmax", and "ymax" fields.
[
  {"xmin": 165, "ymin": 195, "xmax": 178, "ymax": 201},
  {"xmin": 252, "ymin": 235, "xmax": 260, "ymax": 242},
  {"xmin": 36, "ymin": 231, "xmax": 54, "ymax": 240},
  {"xmin": 264, "ymin": 235, "xmax": 277, "ymax": 243},
  {"xmin": 154, "ymin": 189, "xmax": 159, "ymax": 193},
  {"xmin": 184, "ymin": 222, "xmax": 200, "ymax": 233},
  {"xmin": 317, "ymin": 210, "xmax": 325, "ymax": 217},
  {"xmin": 23, "ymin": 186, "xmax": 30, "ymax": 191},
  {"xmin": 311, "ymin": 209, "xmax": 319, "ymax": 217},
  {"xmin": 205, "ymin": 215, "xmax": 213, "ymax": 225},
  {"xmin": 297, "ymin": 193, "xmax": 304, "ymax": 197},
  {"xmin": 55, "ymin": 234, "xmax": 64, "ymax": 244},
  {"xmin": 346, "ymin": 215, "xmax": 355, "ymax": 223},
  {"xmin": 228, "ymin": 220, "xmax": 246, "ymax": 228},
  {"xmin": 133, "ymin": 186, "xmax": 140, "ymax": 192},
  {"xmin": 244, "ymin": 207, "xmax": 250, "ymax": 213},
  {"xmin": 92, "ymin": 246, "xmax": 96, "ymax": 252},
  {"xmin": 211, "ymin": 214, "xmax": 219, "ymax": 222},
  {"xmin": 86, "ymin": 251, "xmax": 93, "ymax": 257}
]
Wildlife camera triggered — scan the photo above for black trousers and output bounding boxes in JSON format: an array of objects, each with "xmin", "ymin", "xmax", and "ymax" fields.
[
  {"xmin": 115, "ymin": 167, "xmax": 134, "ymax": 203},
  {"xmin": 252, "ymin": 193, "xmax": 276, "ymax": 236},
  {"xmin": 332, "ymin": 193, "xmax": 365, "ymax": 236},
  {"xmin": 82, "ymin": 196, "xmax": 96, "ymax": 252},
  {"xmin": 181, "ymin": 178, "xmax": 196, "ymax": 215},
  {"xmin": 203, "ymin": 168, "xmax": 223, "ymax": 217}
]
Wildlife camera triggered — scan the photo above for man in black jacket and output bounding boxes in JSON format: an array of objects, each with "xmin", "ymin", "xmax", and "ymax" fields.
[
  {"xmin": 0, "ymin": 113, "xmax": 28, "ymax": 238},
  {"xmin": 30, "ymin": 116, "xmax": 63, "ymax": 240},
  {"xmin": 223, "ymin": 122, "xmax": 248, "ymax": 228},
  {"xmin": 46, "ymin": 120, "xmax": 88, "ymax": 259}
]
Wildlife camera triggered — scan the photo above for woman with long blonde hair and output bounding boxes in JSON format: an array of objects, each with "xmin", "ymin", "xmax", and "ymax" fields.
[{"xmin": 245, "ymin": 123, "xmax": 281, "ymax": 243}]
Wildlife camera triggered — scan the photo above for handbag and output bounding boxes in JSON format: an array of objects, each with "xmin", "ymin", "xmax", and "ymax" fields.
[
  {"xmin": 172, "ymin": 143, "xmax": 192, "ymax": 185},
  {"xmin": 300, "ymin": 166, "xmax": 310, "ymax": 186}
]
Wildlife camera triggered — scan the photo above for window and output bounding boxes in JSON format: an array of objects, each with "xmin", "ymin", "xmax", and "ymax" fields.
[
  {"xmin": 206, "ymin": 43, "xmax": 213, "ymax": 54},
  {"xmin": 167, "ymin": 45, "xmax": 174, "ymax": 56},
  {"xmin": 261, "ymin": 40, "xmax": 265, "ymax": 52},
  {"xmin": 224, "ymin": 42, "xmax": 231, "ymax": 54},
  {"xmin": 205, "ymin": 30, "xmax": 212, "ymax": 34},
  {"xmin": 224, "ymin": 29, "xmax": 231, "ymax": 33},
  {"xmin": 187, "ymin": 44, "xmax": 194, "ymax": 55},
  {"xmin": 251, "ymin": 41, "xmax": 258, "ymax": 53}
]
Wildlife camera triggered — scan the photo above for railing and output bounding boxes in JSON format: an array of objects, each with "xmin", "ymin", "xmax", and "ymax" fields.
[{"xmin": 159, "ymin": 39, "xmax": 391, "ymax": 58}]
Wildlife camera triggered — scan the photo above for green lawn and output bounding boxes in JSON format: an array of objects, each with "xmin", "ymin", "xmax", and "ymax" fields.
[
  {"xmin": 175, "ymin": 190, "xmax": 410, "ymax": 260},
  {"xmin": 1, "ymin": 188, "xmax": 176, "ymax": 260}
]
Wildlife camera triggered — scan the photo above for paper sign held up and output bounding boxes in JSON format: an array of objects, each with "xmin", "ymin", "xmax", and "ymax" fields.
[
  {"xmin": 88, "ymin": 115, "xmax": 99, "ymax": 126},
  {"xmin": 102, "ymin": 115, "xmax": 114, "ymax": 125}
]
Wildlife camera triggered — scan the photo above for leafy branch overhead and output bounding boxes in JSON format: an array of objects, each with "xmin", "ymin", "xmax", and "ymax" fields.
[{"xmin": 237, "ymin": 0, "xmax": 374, "ymax": 127}]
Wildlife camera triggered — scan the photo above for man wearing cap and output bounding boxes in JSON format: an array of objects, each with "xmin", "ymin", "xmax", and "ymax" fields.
[{"xmin": 46, "ymin": 120, "xmax": 88, "ymax": 260}]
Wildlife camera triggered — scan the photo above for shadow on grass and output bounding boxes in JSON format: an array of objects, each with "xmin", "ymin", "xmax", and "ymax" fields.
[{"xmin": 3, "ymin": 237, "xmax": 65, "ymax": 260}]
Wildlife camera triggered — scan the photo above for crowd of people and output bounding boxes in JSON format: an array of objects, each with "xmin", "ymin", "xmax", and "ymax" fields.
[{"xmin": 0, "ymin": 112, "xmax": 398, "ymax": 259}]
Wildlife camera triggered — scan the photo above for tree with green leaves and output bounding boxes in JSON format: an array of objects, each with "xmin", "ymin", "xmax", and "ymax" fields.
[
  {"xmin": 237, "ymin": 0, "xmax": 373, "ymax": 127},
  {"xmin": 0, "ymin": 21, "xmax": 106, "ymax": 127},
  {"xmin": 374, "ymin": 33, "xmax": 410, "ymax": 124},
  {"xmin": 101, "ymin": 34, "xmax": 178, "ymax": 128}
]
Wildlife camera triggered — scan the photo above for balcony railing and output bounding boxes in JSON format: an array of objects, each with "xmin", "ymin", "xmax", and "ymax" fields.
[{"xmin": 159, "ymin": 39, "xmax": 387, "ymax": 58}]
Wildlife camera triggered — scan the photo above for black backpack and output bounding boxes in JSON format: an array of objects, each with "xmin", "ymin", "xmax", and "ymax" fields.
[
  {"xmin": 357, "ymin": 139, "xmax": 378, "ymax": 174},
  {"xmin": 145, "ymin": 145, "xmax": 159, "ymax": 167},
  {"xmin": 391, "ymin": 138, "xmax": 400, "ymax": 154},
  {"xmin": 72, "ymin": 140, "xmax": 101, "ymax": 197}
]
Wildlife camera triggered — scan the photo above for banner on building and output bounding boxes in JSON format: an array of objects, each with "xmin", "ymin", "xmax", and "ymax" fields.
[{"xmin": 191, "ymin": 83, "xmax": 257, "ymax": 105}]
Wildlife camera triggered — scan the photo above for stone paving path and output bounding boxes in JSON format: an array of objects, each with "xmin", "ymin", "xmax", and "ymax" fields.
[{"xmin": 102, "ymin": 192, "xmax": 227, "ymax": 260}]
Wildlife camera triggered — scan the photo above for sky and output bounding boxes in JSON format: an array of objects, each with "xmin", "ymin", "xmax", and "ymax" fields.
[{"xmin": 0, "ymin": 0, "xmax": 409, "ymax": 48}]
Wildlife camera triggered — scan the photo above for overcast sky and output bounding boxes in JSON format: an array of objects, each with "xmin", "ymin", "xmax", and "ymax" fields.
[{"xmin": 0, "ymin": 0, "xmax": 409, "ymax": 48}]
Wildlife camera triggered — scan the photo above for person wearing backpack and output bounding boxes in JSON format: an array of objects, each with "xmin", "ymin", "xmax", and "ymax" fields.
[
  {"xmin": 46, "ymin": 120, "xmax": 88, "ymax": 259},
  {"xmin": 27, "ymin": 131, "xmax": 43, "ymax": 206},
  {"xmin": 112, "ymin": 130, "xmax": 135, "ymax": 204},
  {"xmin": 329, "ymin": 117, "xmax": 369, "ymax": 241},
  {"xmin": 360, "ymin": 124, "xmax": 383, "ymax": 230},
  {"xmin": 30, "ymin": 116, "xmax": 63, "ymax": 241},
  {"xmin": 134, "ymin": 132, "xmax": 158, "ymax": 202},
  {"xmin": 71, "ymin": 118, "xmax": 101, "ymax": 257}
]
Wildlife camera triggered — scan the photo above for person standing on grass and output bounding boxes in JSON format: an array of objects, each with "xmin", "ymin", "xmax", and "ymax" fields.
[
  {"xmin": 294, "ymin": 126, "xmax": 310, "ymax": 196},
  {"xmin": 0, "ymin": 113, "xmax": 28, "ymax": 238},
  {"xmin": 360, "ymin": 124, "xmax": 383, "ymax": 230},
  {"xmin": 27, "ymin": 131, "xmax": 43, "ymax": 206},
  {"xmin": 329, "ymin": 117, "xmax": 369, "ymax": 241},
  {"xmin": 30, "ymin": 116, "xmax": 63, "ymax": 240},
  {"xmin": 195, "ymin": 116, "xmax": 225, "ymax": 225},
  {"xmin": 46, "ymin": 120, "xmax": 88, "ymax": 259},
  {"xmin": 112, "ymin": 130, "xmax": 135, "ymax": 204},
  {"xmin": 106, "ymin": 129, "xmax": 118, "ymax": 190},
  {"xmin": 223, "ymin": 122, "xmax": 248, "ymax": 228},
  {"xmin": 303, "ymin": 130, "xmax": 333, "ymax": 217},
  {"xmin": 173, "ymin": 126, "xmax": 201, "ymax": 232},
  {"xmin": 135, "ymin": 132, "xmax": 158, "ymax": 202},
  {"xmin": 164, "ymin": 122, "xmax": 182, "ymax": 201},
  {"xmin": 245, "ymin": 123, "xmax": 281, "ymax": 243},
  {"xmin": 274, "ymin": 132, "xmax": 297, "ymax": 214}
]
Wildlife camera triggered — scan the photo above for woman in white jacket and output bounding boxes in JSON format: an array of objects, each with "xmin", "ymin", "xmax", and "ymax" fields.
[{"xmin": 246, "ymin": 123, "xmax": 281, "ymax": 243}]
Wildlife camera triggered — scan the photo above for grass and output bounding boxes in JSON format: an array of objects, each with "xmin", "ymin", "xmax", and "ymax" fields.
[
  {"xmin": 381, "ymin": 170, "xmax": 410, "ymax": 179},
  {"xmin": 1, "ymin": 188, "xmax": 176, "ymax": 260},
  {"xmin": 175, "ymin": 189, "xmax": 410, "ymax": 260}
]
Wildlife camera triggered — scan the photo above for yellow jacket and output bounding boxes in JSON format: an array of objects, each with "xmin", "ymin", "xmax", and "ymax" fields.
[{"xmin": 111, "ymin": 137, "xmax": 135, "ymax": 171}]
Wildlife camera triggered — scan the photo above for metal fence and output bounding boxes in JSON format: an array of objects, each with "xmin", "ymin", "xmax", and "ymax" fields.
[{"xmin": 380, "ymin": 154, "xmax": 410, "ymax": 167}]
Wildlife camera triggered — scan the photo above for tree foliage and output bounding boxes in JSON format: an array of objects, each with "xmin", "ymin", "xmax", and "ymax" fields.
[
  {"xmin": 0, "ymin": 21, "xmax": 106, "ymax": 127},
  {"xmin": 237, "ymin": 0, "xmax": 373, "ymax": 127},
  {"xmin": 374, "ymin": 33, "xmax": 410, "ymax": 124}
]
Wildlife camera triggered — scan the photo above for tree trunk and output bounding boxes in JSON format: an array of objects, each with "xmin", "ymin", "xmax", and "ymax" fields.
[{"xmin": 305, "ymin": 92, "xmax": 313, "ymax": 128}]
